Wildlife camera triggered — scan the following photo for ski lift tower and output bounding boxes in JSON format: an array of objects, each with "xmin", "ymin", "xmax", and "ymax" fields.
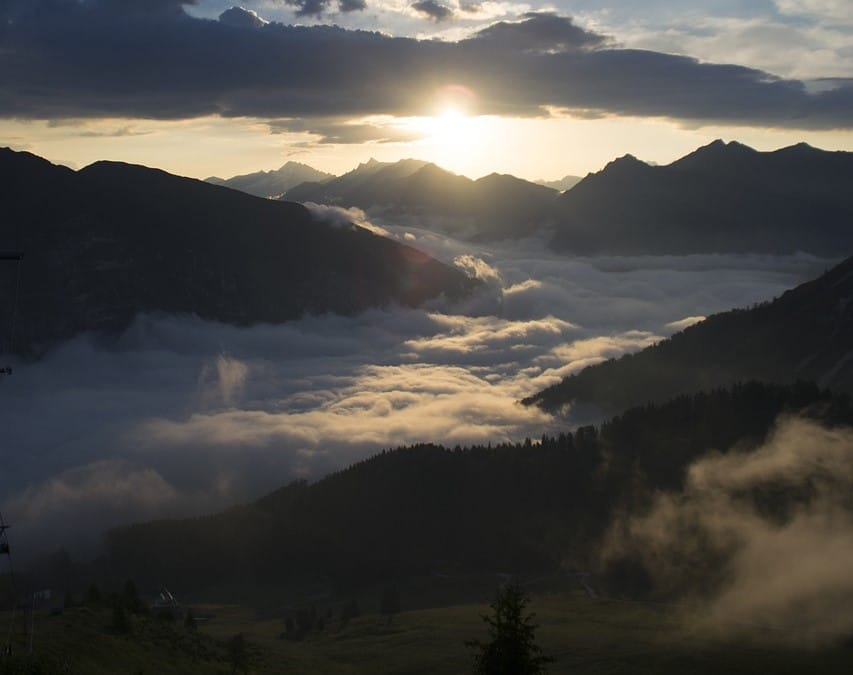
[
  {"xmin": 0, "ymin": 511, "xmax": 9, "ymax": 556},
  {"xmin": 1, "ymin": 509, "xmax": 14, "ymax": 658},
  {"xmin": 0, "ymin": 251, "xmax": 23, "ymax": 377}
]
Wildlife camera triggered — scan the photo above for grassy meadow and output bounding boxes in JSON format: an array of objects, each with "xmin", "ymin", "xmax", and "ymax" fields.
[{"xmin": 3, "ymin": 590, "xmax": 853, "ymax": 674}]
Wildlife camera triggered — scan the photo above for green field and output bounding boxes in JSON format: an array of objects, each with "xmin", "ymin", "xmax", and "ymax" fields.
[{"xmin": 4, "ymin": 590, "xmax": 853, "ymax": 674}]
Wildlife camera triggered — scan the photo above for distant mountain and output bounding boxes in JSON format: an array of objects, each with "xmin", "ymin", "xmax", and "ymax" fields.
[
  {"xmin": 284, "ymin": 158, "xmax": 560, "ymax": 241},
  {"xmin": 107, "ymin": 381, "xmax": 851, "ymax": 596},
  {"xmin": 0, "ymin": 149, "xmax": 476, "ymax": 354},
  {"xmin": 205, "ymin": 161, "xmax": 334, "ymax": 199},
  {"xmin": 535, "ymin": 174, "xmax": 582, "ymax": 192},
  {"xmin": 524, "ymin": 255, "xmax": 853, "ymax": 414},
  {"xmin": 550, "ymin": 140, "xmax": 853, "ymax": 255}
]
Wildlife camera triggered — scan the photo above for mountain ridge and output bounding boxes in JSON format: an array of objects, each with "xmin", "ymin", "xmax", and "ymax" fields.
[
  {"xmin": 524, "ymin": 254, "xmax": 853, "ymax": 414},
  {"xmin": 283, "ymin": 158, "xmax": 559, "ymax": 241},
  {"xmin": 0, "ymin": 148, "xmax": 476, "ymax": 355},
  {"xmin": 550, "ymin": 139, "xmax": 853, "ymax": 255},
  {"xmin": 205, "ymin": 161, "xmax": 334, "ymax": 199}
]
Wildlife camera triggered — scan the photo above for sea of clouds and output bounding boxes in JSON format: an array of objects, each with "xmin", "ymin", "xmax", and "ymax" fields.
[{"xmin": 0, "ymin": 210, "xmax": 836, "ymax": 557}]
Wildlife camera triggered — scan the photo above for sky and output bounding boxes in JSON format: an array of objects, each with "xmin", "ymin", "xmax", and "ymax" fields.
[{"xmin": 0, "ymin": 0, "xmax": 851, "ymax": 180}]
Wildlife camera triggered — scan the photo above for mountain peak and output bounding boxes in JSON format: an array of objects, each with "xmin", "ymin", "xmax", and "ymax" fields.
[
  {"xmin": 775, "ymin": 141, "xmax": 819, "ymax": 156},
  {"xmin": 601, "ymin": 153, "xmax": 648, "ymax": 173},
  {"xmin": 670, "ymin": 138, "xmax": 758, "ymax": 170}
]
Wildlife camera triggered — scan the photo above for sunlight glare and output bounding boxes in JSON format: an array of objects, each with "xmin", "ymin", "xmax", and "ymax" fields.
[{"xmin": 397, "ymin": 106, "xmax": 487, "ymax": 169}]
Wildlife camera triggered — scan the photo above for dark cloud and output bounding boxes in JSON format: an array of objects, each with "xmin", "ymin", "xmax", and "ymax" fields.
[
  {"xmin": 283, "ymin": 0, "xmax": 365, "ymax": 17},
  {"xmin": 412, "ymin": 0, "xmax": 453, "ymax": 22},
  {"xmin": 218, "ymin": 6, "xmax": 266, "ymax": 28},
  {"xmin": 82, "ymin": 0, "xmax": 199, "ymax": 17},
  {"xmin": 0, "ymin": 2, "xmax": 851, "ymax": 130},
  {"xmin": 338, "ymin": 0, "xmax": 367, "ymax": 12},
  {"xmin": 285, "ymin": 0, "xmax": 329, "ymax": 17},
  {"xmin": 269, "ymin": 116, "xmax": 426, "ymax": 144},
  {"xmin": 472, "ymin": 12, "xmax": 607, "ymax": 52}
]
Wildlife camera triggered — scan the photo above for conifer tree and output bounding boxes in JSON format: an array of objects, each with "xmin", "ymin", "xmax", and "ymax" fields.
[{"xmin": 466, "ymin": 583, "xmax": 552, "ymax": 675}]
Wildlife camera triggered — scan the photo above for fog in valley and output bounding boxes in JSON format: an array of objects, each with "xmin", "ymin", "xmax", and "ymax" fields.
[
  {"xmin": 604, "ymin": 417, "xmax": 853, "ymax": 644},
  {"xmin": 0, "ymin": 214, "xmax": 833, "ymax": 559}
]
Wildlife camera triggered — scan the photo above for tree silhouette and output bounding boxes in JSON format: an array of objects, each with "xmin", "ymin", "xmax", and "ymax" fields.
[{"xmin": 466, "ymin": 583, "xmax": 552, "ymax": 675}]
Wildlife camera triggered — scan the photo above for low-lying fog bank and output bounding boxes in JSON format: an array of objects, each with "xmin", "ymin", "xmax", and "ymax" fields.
[{"xmin": 0, "ymin": 216, "xmax": 835, "ymax": 558}]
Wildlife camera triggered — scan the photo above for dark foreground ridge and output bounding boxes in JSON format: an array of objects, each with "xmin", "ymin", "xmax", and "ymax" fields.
[{"xmin": 0, "ymin": 149, "xmax": 476, "ymax": 355}]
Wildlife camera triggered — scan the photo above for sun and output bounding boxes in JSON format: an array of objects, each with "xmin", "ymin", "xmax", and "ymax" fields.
[
  {"xmin": 425, "ymin": 106, "xmax": 470, "ymax": 144},
  {"xmin": 395, "ymin": 106, "xmax": 485, "ymax": 169},
  {"xmin": 382, "ymin": 85, "xmax": 503, "ymax": 173}
]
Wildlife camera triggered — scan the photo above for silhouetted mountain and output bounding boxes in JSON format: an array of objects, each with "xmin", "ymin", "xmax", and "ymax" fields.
[
  {"xmin": 206, "ymin": 161, "xmax": 334, "ymax": 199},
  {"xmin": 284, "ymin": 158, "xmax": 559, "ymax": 241},
  {"xmin": 550, "ymin": 140, "xmax": 853, "ymax": 255},
  {"xmin": 535, "ymin": 174, "xmax": 582, "ymax": 192},
  {"xmin": 524, "ymin": 255, "xmax": 853, "ymax": 413},
  {"xmin": 284, "ymin": 157, "xmax": 430, "ymax": 204},
  {"xmin": 106, "ymin": 381, "xmax": 852, "ymax": 596},
  {"xmin": 0, "ymin": 149, "xmax": 476, "ymax": 354}
]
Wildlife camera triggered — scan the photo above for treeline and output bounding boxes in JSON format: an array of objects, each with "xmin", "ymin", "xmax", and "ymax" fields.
[
  {"xmin": 525, "ymin": 254, "xmax": 853, "ymax": 413},
  {"xmin": 104, "ymin": 381, "xmax": 852, "ymax": 597}
]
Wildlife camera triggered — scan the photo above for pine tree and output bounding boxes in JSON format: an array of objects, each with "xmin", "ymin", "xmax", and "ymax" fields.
[{"xmin": 466, "ymin": 583, "xmax": 552, "ymax": 675}]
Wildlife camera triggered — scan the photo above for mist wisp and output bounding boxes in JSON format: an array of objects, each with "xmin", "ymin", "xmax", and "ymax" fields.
[{"xmin": 603, "ymin": 417, "xmax": 853, "ymax": 645}]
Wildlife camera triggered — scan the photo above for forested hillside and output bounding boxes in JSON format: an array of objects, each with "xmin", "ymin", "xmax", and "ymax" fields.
[
  {"xmin": 107, "ymin": 381, "xmax": 851, "ymax": 596},
  {"xmin": 525, "ymin": 254, "xmax": 853, "ymax": 413}
]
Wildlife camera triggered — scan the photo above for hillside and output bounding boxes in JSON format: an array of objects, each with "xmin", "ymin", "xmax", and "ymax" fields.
[
  {"xmin": 525, "ymin": 255, "xmax": 853, "ymax": 413},
  {"xmin": 106, "ymin": 381, "xmax": 851, "ymax": 596},
  {"xmin": 206, "ymin": 161, "xmax": 334, "ymax": 199},
  {"xmin": 0, "ymin": 149, "xmax": 476, "ymax": 354},
  {"xmin": 284, "ymin": 158, "xmax": 559, "ymax": 241},
  {"xmin": 550, "ymin": 140, "xmax": 853, "ymax": 255}
]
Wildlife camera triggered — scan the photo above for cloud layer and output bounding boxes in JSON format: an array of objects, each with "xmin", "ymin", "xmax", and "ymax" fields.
[
  {"xmin": 0, "ymin": 215, "xmax": 834, "ymax": 561},
  {"xmin": 0, "ymin": 2, "xmax": 850, "ymax": 129}
]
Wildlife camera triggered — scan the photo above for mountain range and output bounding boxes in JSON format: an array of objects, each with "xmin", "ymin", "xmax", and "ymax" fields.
[
  {"xmin": 524, "ymin": 254, "xmax": 853, "ymax": 414},
  {"xmin": 0, "ymin": 149, "xmax": 475, "ymax": 355},
  {"xmin": 205, "ymin": 161, "xmax": 334, "ymax": 199},
  {"xmin": 282, "ymin": 158, "xmax": 560, "ymax": 241},
  {"xmin": 550, "ymin": 140, "xmax": 853, "ymax": 255},
  {"xmin": 212, "ymin": 141, "xmax": 853, "ymax": 254}
]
